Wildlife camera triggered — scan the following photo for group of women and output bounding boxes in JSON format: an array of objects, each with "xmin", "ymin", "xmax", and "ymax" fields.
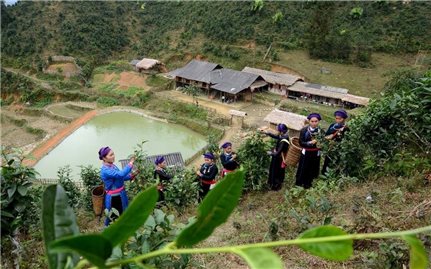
[
  {"xmin": 98, "ymin": 109, "xmax": 348, "ymax": 226},
  {"xmin": 97, "ymin": 141, "xmax": 240, "ymax": 226},
  {"xmin": 263, "ymin": 109, "xmax": 349, "ymax": 191}
]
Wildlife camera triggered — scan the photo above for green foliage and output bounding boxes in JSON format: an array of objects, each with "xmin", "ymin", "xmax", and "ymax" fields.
[
  {"xmin": 1, "ymin": 148, "xmax": 38, "ymax": 236},
  {"xmin": 403, "ymin": 235, "xmax": 429, "ymax": 269},
  {"xmin": 176, "ymin": 169, "xmax": 245, "ymax": 247},
  {"xmin": 237, "ymin": 132, "xmax": 270, "ymax": 191},
  {"xmin": 102, "ymin": 186, "xmax": 158, "ymax": 247},
  {"xmin": 163, "ymin": 169, "xmax": 200, "ymax": 213},
  {"xmin": 79, "ymin": 165, "xmax": 101, "ymax": 211},
  {"xmin": 97, "ymin": 96, "xmax": 120, "ymax": 106},
  {"xmin": 123, "ymin": 209, "xmax": 191, "ymax": 268},
  {"xmin": 42, "ymin": 185, "xmax": 80, "ymax": 269},
  {"xmin": 42, "ymin": 168, "xmax": 430, "ymax": 268},
  {"xmin": 338, "ymin": 70, "xmax": 431, "ymax": 178},
  {"xmin": 57, "ymin": 166, "xmax": 80, "ymax": 208},
  {"xmin": 2, "ymin": 2, "xmax": 430, "ymax": 66},
  {"xmin": 236, "ymin": 248, "xmax": 283, "ymax": 269},
  {"xmin": 298, "ymin": 225, "xmax": 353, "ymax": 261}
]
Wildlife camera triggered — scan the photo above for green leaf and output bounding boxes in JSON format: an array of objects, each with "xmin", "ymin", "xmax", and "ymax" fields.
[
  {"xmin": 175, "ymin": 169, "xmax": 245, "ymax": 247},
  {"xmin": 402, "ymin": 235, "xmax": 429, "ymax": 269},
  {"xmin": 236, "ymin": 248, "xmax": 283, "ymax": 269},
  {"xmin": 102, "ymin": 186, "xmax": 158, "ymax": 246},
  {"xmin": 42, "ymin": 185, "xmax": 80, "ymax": 269},
  {"xmin": 7, "ymin": 184, "xmax": 16, "ymax": 198},
  {"xmin": 298, "ymin": 225, "xmax": 353, "ymax": 261},
  {"xmin": 17, "ymin": 185, "xmax": 28, "ymax": 196},
  {"xmin": 50, "ymin": 234, "xmax": 112, "ymax": 268}
]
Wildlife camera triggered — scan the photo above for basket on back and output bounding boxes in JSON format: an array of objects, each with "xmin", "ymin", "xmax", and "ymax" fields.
[
  {"xmin": 91, "ymin": 185, "xmax": 105, "ymax": 216},
  {"xmin": 285, "ymin": 137, "xmax": 302, "ymax": 167}
]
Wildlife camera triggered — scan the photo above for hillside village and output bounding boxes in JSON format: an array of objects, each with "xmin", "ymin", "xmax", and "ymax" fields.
[{"xmin": 1, "ymin": 1, "xmax": 430, "ymax": 269}]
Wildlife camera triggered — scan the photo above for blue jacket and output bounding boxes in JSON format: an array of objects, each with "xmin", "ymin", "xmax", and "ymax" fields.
[{"xmin": 100, "ymin": 163, "xmax": 132, "ymax": 191}]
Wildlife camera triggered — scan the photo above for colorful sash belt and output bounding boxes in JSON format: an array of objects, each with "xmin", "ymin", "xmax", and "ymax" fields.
[
  {"xmin": 106, "ymin": 186, "xmax": 125, "ymax": 195},
  {"xmin": 200, "ymin": 179, "xmax": 217, "ymax": 185}
]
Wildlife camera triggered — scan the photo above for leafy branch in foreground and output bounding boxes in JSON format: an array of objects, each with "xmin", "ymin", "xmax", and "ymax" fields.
[{"xmin": 42, "ymin": 169, "xmax": 430, "ymax": 269}]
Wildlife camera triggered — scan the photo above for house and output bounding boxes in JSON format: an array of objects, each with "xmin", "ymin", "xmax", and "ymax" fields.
[
  {"xmin": 287, "ymin": 82, "xmax": 348, "ymax": 106},
  {"xmin": 129, "ymin": 59, "xmax": 140, "ymax": 68},
  {"xmin": 208, "ymin": 68, "xmax": 267, "ymax": 102},
  {"xmin": 241, "ymin": 67, "xmax": 304, "ymax": 96},
  {"xmin": 169, "ymin": 60, "xmax": 223, "ymax": 90},
  {"xmin": 169, "ymin": 60, "xmax": 267, "ymax": 101},
  {"xmin": 263, "ymin": 109, "xmax": 308, "ymax": 137},
  {"xmin": 342, "ymin": 94, "xmax": 370, "ymax": 108},
  {"xmin": 135, "ymin": 58, "xmax": 165, "ymax": 73}
]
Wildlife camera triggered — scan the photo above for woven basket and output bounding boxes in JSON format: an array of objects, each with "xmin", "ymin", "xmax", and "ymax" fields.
[
  {"xmin": 286, "ymin": 137, "xmax": 302, "ymax": 167},
  {"xmin": 91, "ymin": 185, "xmax": 105, "ymax": 216}
]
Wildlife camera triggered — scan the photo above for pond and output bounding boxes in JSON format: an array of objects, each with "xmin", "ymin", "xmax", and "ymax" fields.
[{"xmin": 34, "ymin": 111, "xmax": 207, "ymax": 179}]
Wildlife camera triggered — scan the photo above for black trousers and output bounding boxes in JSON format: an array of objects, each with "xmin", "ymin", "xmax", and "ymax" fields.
[
  {"xmin": 199, "ymin": 182, "xmax": 211, "ymax": 202},
  {"xmin": 111, "ymin": 195, "xmax": 123, "ymax": 220},
  {"xmin": 295, "ymin": 151, "xmax": 320, "ymax": 189},
  {"xmin": 268, "ymin": 155, "xmax": 285, "ymax": 191}
]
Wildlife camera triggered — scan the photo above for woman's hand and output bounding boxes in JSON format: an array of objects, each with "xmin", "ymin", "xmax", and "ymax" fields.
[
  {"xmin": 129, "ymin": 156, "xmax": 136, "ymax": 165},
  {"xmin": 310, "ymin": 139, "xmax": 317, "ymax": 145}
]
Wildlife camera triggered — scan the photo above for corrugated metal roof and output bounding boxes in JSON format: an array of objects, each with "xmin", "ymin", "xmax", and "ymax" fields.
[
  {"xmin": 168, "ymin": 60, "xmax": 222, "ymax": 83},
  {"xmin": 263, "ymin": 109, "xmax": 308, "ymax": 131},
  {"xmin": 242, "ymin": 67, "xmax": 303, "ymax": 86},
  {"xmin": 119, "ymin": 152, "xmax": 185, "ymax": 169},
  {"xmin": 288, "ymin": 81, "xmax": 348, "ymax": 100},
  {"xmin": 130, "ymin": 60, "xmax": 140, "ymax": 66},
  {"xmin": 209, "ymin": 69, "xmax": 264, "ymax": 94}
]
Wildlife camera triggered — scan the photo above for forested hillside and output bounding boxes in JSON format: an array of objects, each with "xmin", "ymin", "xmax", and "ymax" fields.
[{"xmin": 2, "ymin": 1, "xmax": 431, "ymax": 68}]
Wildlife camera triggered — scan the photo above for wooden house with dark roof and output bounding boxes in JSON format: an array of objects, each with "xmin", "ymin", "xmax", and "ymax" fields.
[
  {"xmin": 208, "ymin": 68, "xmax": 267, "ymax": 102},
  {"xmin": 242, "ymin": 67, "xmax": 304, "ymax": 96},
  {"xmin": 168, "ymin": 60, "xmax": 223, "ymax": 90},
  {"xmin": 287, "ymin": 81, "xmax": 349, "ymax": 106}
]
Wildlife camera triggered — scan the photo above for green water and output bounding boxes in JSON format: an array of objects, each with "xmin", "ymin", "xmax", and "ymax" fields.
[{"xmin": 34, "ymin": 112, "xmax": 207, "ymax": 179}]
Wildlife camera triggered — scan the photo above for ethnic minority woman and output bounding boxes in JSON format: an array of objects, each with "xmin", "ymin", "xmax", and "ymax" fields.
[
  {"xmin": 295, "ymin": 113, "xmax": 323, "ymax": 189},
  {"xmin": 99, "ymin": 146, "xmax": 135, "ymax": 226},
  {"xmin": 322, "ymin": 109, "xmax": 350, "ymax": 175},
  {"xmin": 154, "ymin": 156, "xmax": 172, "ymax": 202},
  {"xmin": 220, "ymin": 142, "xmax": 239, "ymax": 177},
  {"xmin": 196, "ymin": 152, "xmax": 219, "ymax": 201},
  {"xmin": 262, "ymin": 123, "xmax": 290, "ymax": 191}
]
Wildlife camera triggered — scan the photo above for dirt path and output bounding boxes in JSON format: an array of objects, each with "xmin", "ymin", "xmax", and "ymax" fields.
[
  {"xmin": 156, "ymin": 91, "xmax": 245, "ymax": 117},
  {"xmin": 188, "ymin": 118, "xmax": 243, "ymax": 170},
  {"xmin": 23, "ymin": 110, "xmax": 97, "ymax": 167}
]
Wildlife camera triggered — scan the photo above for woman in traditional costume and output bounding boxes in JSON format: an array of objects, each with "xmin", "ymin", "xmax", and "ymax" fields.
[
  {"xmin": 219, "ymin": 142, "xmax": 239, "ymax": 177},
  {"xmin": 196, "ymin": 152, "xmax": 218, "ymax": 201},
  {"xmin": 295, "ymin": 113, "xmax": 323, "ymax": 189},
  {"xmin": 262, "ymin": 123, "xmax": 290, "ymax": 191},
  {"xmin": 154, "ymin": 156, "xmax": 172, "ymax": 201},
  {"xmin": 321, "ymin": 110, "xmax": 350, "ymax": 175},
  {"xmin": 99, "ymin": 146, "xmax": 135, "ymax": 226}
]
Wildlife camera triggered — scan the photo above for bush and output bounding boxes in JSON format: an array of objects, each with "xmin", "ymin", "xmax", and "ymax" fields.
[
  {"xmin": 338, "ymin": 70, "xmax": 431, "ymax": 178},
  {"xmin": 237, "ymin": 132, "xmax": 271, "ymax": 191},
  {"xmin": 57, "ymin": 166, "xmax": 80, "ymax": 208},
  {"xmin": 121, "ymin": 208, "xmax": 191, "ymax": 268},
  {"xmin": 163, "ymin": 168, "xmax": 200, "ymax": 213},
  {"xmin": 79, "ymin": 165, "xmax": 102, "ymax": 211},
  {"xmin": 1, "ymin": 147, "xmax": 39, "ymax": 236},
  {"xmin": 96, "ymin": 96, "xmax": 119, "ymax": 106}
]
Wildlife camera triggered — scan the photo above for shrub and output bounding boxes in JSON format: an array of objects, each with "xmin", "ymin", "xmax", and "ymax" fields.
[
  {"xmin": 57, "ymin": 166, "xmax": 80, "ymax": 208},
  {"xmin": 96, "ymin": 96, "xmax": 119, "ymax": 106},
  {"xmin": 237, "ymin": 132, "xmax": 270, "ymax": 191},
  {"xmin": 1, "ymin": 147, "xmax": 39, "ymax": 236},
  {"xmin": 79, "ymin": 165, "xmax": 102, "ymax": 211}
]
